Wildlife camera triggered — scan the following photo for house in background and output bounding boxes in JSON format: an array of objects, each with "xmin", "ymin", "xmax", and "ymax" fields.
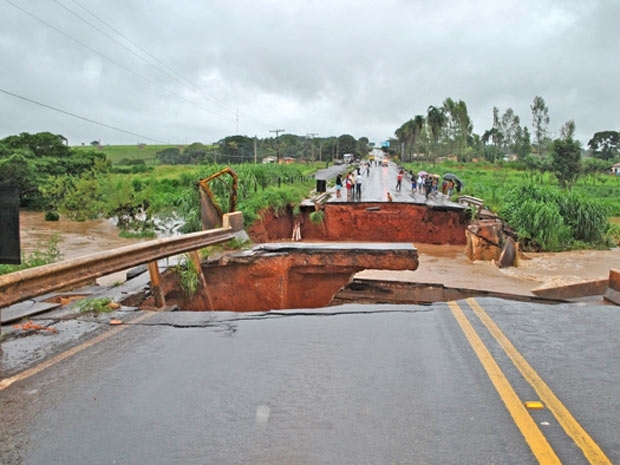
[{"xmin": 610, "ymin": 162, "xmax": 620, "ymax": 175}]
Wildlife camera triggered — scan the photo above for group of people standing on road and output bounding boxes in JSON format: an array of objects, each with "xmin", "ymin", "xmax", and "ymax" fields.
[
  {"xmin": 410, "ymin": 172, "xmax": 462, "ymax": 199},
  {"xmin": 335, "ymin": 164, "xmax": 370, "ymax": 200},
  {"xmin": 335, "ymin": 163, "xmax": 462, "ymax": 202}
]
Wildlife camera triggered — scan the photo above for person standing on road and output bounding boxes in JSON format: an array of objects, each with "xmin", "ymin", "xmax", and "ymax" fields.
[
  {"xmin": 355, "ymin": 171, "xmax": 363, "ymax": 200},
  {"xmin": 335, "ymin": 173, "xmax": 343, "ymax": 197},
  {"xmin": 447, "ymin": 180, "xmax": 454, "ymax": 197},
  {"xmin": 395, "ymin": 170, "xmax": 404, "ymax": 191},
  {"xmin": 424, "ymin": 175, "xmax": 433, "ymax": 199},
  {"xmin": 345, "ymin": 173, "xmax": 353, "ymax": 199}
]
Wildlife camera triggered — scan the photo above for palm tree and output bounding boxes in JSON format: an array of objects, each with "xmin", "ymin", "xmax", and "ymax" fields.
[{"xmin": 427, "ymin": 105, "xmax": 447, "ymax": 166}]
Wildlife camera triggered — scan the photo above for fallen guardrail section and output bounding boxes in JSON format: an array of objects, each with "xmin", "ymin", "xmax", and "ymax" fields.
[{"xmin": 0, "ymin": 212, "xmax": 244, "ymax": 314}]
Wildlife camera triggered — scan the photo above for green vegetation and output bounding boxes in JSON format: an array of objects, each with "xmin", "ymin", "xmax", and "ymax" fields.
[
  {"xmin": 500, "ymin": 184, "xmax": 609, "ymax": 251},
  {"xmin": 309, "ymin": 210, "xmax": 325, "ymax": 225},
  {"xmin": 73, "ymin": 143, "xmax": 177, "ymax": 165},
  {"xmin": 405, "ymin": 160, "xmax": 620, "ymax": 250},
  {"xmin": 77, "ymin": 297, "xmax": 114, "ymax": 314},
  {"xmin": 3, "ymin": 126, "xmax": 620, "ymax": 255},
  {"xmin": 0, "ymin": 234, "xmax": 63, "ymax": 276},
  {"xmin": 174, "ymin": 254, "xmax": 200, "ymax": 297}
]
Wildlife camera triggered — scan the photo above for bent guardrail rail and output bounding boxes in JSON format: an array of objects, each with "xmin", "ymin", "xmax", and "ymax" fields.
[{"xmin": 0, "ymin": 212, "xmax": 244, "ymax": 311}]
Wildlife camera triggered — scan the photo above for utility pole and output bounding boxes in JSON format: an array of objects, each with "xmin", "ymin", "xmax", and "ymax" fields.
[
  {"xmin": 254, "ymin": 135, "xmax": 258, "ymax": 164},
  {"xmin": 270, "ymin": 129, "xmax": 285, "ymax": 164},
  {"xmin": 306, "ymin": 132, "xmax": 319, "ymax": 162}
]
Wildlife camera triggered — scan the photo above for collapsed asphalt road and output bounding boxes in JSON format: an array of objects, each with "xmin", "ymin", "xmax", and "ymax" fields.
[{"xmin": 1, "ymin": 297, "xmax": 619, "ymax": 464}]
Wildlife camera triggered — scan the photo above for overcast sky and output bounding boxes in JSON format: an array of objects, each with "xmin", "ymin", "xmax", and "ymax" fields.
[{"xmin": 1, "ymin": 0, "xmax": 618, "ymax": 147}]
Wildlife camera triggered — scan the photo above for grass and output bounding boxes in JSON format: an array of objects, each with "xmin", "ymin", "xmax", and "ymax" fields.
[
  {"xmin": 77, "ymin": 297, "xmax": 114, "ymax": 313},
  {"xmin": 402, "ymin": 159, "xmax": 620, "ymax": 215},
  {"xmin": 73, "ymin": 144, "xmax": 193, "ymax": 165},
  {"xmin": 0, "ymin": 234, "xmax": 63, "ymax": 275}
]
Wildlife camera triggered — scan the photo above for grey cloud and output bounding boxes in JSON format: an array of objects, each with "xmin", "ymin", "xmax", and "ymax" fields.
[{"xmin": 0, "ymin": 0, "xmax": 617, "ymax": 146}]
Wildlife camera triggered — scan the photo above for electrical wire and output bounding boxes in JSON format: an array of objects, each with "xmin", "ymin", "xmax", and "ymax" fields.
[
  {"xmin": 0, "ymin": 87, "xmax": 167, "ymax": 143},
  {"xmin": 62, "ymin": 0, "xmax": 274, "ymax": 130},
  {"xmin": 4, "ymin": 0, "xmax": 234, "ymax": 119}
]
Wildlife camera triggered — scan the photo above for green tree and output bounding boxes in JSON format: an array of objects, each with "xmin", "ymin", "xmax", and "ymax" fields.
[
  {"xmin": 0, "ymin": 152, "xmax": 40, "ymax": 200},
  {"xmin": 156, "ymin": 147, "xmax": 181, "ymax": 164},
  {"xmin": 0, "ymin": 132, "xmax": 109, "ymax": 208},
  {"xmin": 513, "ymin": 125, "xmax": 532, "ymax": 160},
  {"xmin": 442, "ymin": 98, "xmax": 472, "ymax": 158},
  {"xmin": 427, "ymin": 105, "xmax": 447, "ymax": 166},
  {"xmin": 2, "ymin": 132, "xmax": 71, "ymax": 159},
  {"xmin": 356, "ymin": 137, "xmax": 370, "ymax": 159},
  {"xmin": 337, "ymin": 134, "xmax": 357, "ymax": 158},
  {"xmin": 220, "ymin": 136, "xmax": 254, "ymax": 163},
  {"xmin": 551, "ymin": 137, "xmax": 581, "ymax": 189},
  {"xmin": 587, "ymin": 131, "xmax": 619, "ymax": 161},
  {"xmin": 395, "ymin": 116, "xmax": 425, "ymax": 162},
  {"xmin": 183, "ymin": 142, "xmax": 210, "ymax": 163},
  {"xmin": 560, "ymin": 120, "xmax": 576, "ymax": 141},
  {"xmin": 531, "ymin": 96, "xmax": 550, "ymax": 156}
]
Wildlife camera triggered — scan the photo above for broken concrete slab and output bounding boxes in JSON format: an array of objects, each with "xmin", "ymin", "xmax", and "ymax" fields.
[{"xmin": 139, "ymin": 242, "xmax": 419, "ymax": 312}]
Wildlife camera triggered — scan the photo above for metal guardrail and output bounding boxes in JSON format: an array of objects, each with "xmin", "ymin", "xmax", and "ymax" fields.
[
  {"xmin": 457, "ymin": 195, "xmax": 484, "ymax": 208},
  {"xmin": 0, "ymin": 212, "xmax": 244, "ymax": 310}
]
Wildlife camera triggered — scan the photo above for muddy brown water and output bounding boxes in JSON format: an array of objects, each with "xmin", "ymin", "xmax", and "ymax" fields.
[
  {"xmin": 17, "ymin": 211, "xmax": 620, "ymax": 294},
  {"xmin": 19, "ymin": 211, "xmax": 146, "ymax": 286}
]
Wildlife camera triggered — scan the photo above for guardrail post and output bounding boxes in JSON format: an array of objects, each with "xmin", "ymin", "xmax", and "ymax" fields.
[
  {"xmin": 147, "ymin": 261, "xmax": 166, "ymax": 309},
  {"xmin": 222, "ymin": 211, "xmax": 244, "ymax": 232},
  {"xmin": 188, "ymin": 250, "xmax": 213, "ymax": 311}
]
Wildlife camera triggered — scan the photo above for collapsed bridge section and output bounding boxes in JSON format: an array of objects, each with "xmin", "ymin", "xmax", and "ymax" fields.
[{"xmin": 139, "ymin": 242, "xmax": 419, "ymax": 311}]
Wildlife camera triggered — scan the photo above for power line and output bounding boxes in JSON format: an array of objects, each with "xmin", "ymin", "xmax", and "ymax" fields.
[
  {"xmin": 61, "ymin": 0, "xmax": 274, "ymax": 131},
  {"xmin": 270, "ymin": 129, "xmax": 285, "ymax": 163},
  {"xmin": 4, "ymin": 0, "xmax": 234, "ymax": 119},
  {"xmin": 56, "ymin": 0, "xmax": 238, "ymax": 115},
  {"xmin": 0, "ymin": 87, "xmax": 167, "ymax": 143}
]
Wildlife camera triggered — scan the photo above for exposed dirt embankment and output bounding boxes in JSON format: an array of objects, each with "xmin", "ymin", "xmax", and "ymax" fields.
[
  {"xmin": 248, "ymin": 203, "xmax": 469, "ymax": 244},
  {"xmin": 139, "ymin": 243, "xmax": 419, "ymax": 311}
]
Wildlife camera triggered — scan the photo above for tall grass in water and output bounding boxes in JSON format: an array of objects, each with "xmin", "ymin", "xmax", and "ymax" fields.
[
  {"xmin": 500, "ymin": 183, "xmax": 610, "ymax": 251},
  {"xmin": 0, "ymin": 234, "xmax": 63, "ymax": 275}
]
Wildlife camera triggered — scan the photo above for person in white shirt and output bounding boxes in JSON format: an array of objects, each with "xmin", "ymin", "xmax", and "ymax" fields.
[{"xmin": 355, "ymin": 172, "xmax": 363, "ymax": 199}]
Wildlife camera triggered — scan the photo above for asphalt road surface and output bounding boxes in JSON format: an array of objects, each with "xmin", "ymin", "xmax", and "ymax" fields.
[
  {"xmin": 2, "ymin": 297, "xmax": 619, "ymax": 464},
  {"xmin": 316, "ymin": 159, "xmax": 453, "ymax": 206}
]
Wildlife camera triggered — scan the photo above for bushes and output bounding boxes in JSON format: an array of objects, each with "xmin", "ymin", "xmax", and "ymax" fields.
[{"xmin": 500, "ymin": 183, "xmax": 610, "ymax": 251}]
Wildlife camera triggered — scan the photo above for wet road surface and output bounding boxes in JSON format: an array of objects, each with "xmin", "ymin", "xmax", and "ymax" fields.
[
  {"xmin": 2, "ymin": 298, "xmax": 619, "ymax": 464},
  {"xmin": 318, "ymin": 159, "xmax": 455, "ymax": 207}
]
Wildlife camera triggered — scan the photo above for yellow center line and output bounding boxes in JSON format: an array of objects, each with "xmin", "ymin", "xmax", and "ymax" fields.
[
  {"xmin": 0, "ymin": 311, "xmax": 154, "ymax": 391},
  {"xmin": 448, "ymin": 301, "xmax": 561, "ymax": 464},
  {"xmin": 466, "ymin": 297, "xmax": 612, "ymax": 465}
]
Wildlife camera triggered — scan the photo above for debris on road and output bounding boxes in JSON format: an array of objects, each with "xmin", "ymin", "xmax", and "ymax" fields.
[{"xmin": 11, "ymin": 320, "xmax": 58, "ymax": 334}]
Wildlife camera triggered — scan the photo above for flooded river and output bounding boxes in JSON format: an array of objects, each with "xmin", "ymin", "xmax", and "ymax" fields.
[
  {"xmin": 19, "ymin": 211, "xmax": 146, "ymax": 285},
  {"xmin": 17, "ymin": 211, "xmax": 620, "ymax": 293}
]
